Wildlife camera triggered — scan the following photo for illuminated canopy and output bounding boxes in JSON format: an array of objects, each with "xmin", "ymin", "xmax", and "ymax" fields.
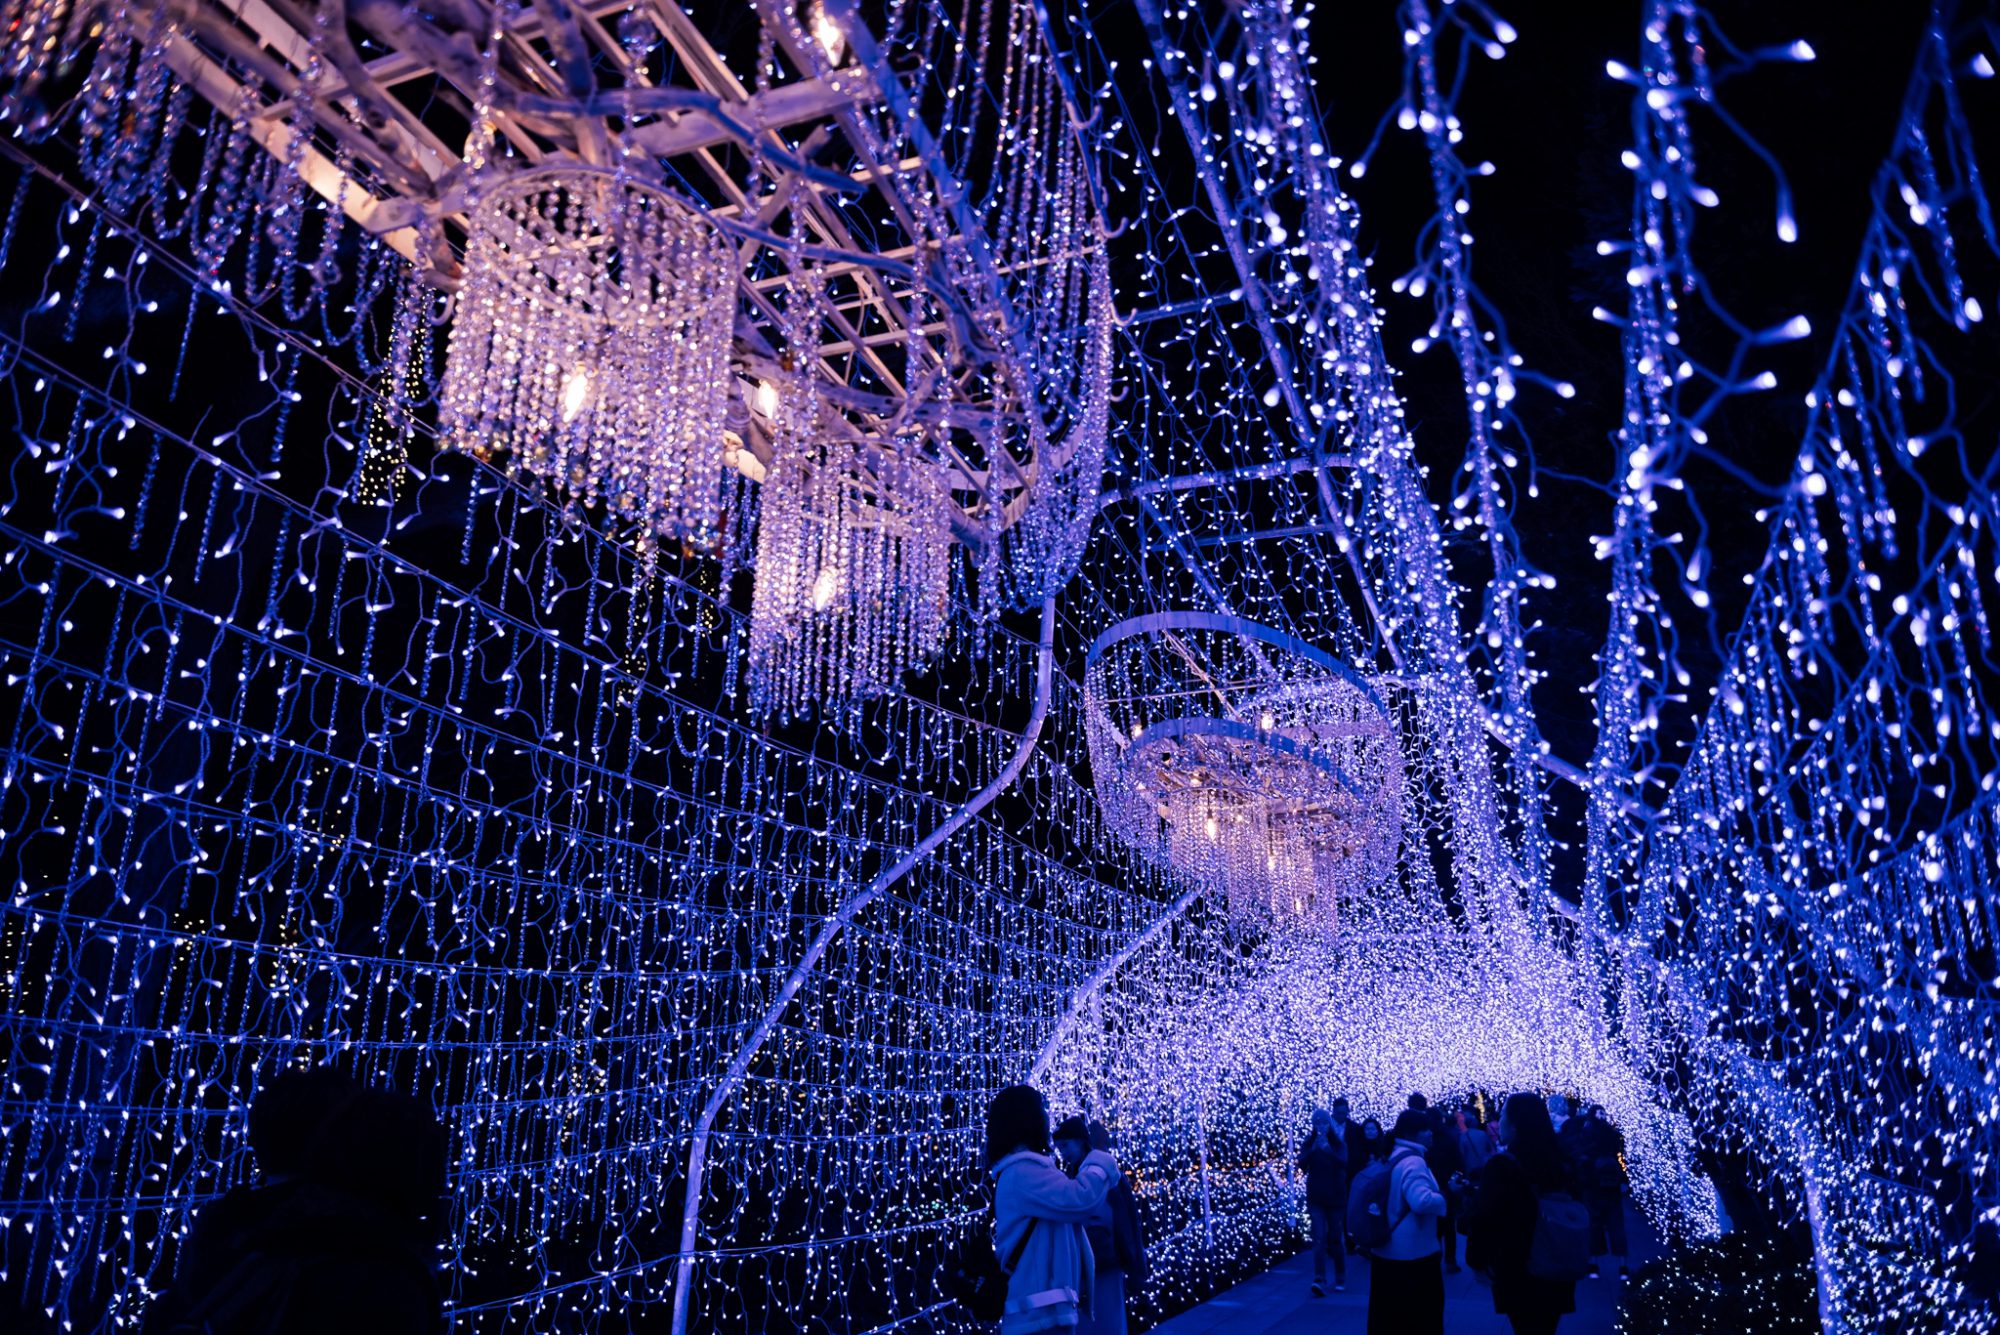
[{"xmin": 0, "ymin": 1, "xmax": 1992, "ymax": 1333}]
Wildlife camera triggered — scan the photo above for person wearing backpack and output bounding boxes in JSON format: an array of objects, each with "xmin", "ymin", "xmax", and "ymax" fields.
[
  {"xmin": 1342, "ymin": 1115, "xmax": 1392, "ymax": 1258},
  {"xmin": 986, "ymin": 1087, "xmax": 1122, "ymax": 1335},
  {"xmin": 1462, "ymin": 1092, "xmax": 1583, "ymax": 1335},
  {"xmin": 1357, "ymin": 1109, "xmax": 1447, "ymax": 1335},
  {"xmin": 1295, "ymin": 1108, "xmax": 1349, "ymax": 1295}
]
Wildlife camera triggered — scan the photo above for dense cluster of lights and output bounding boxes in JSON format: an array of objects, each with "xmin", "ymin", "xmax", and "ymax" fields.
[
  {"xmin": 747, "ymin": 432, "xmax": 954, "ymax": 720},
  {"xmin": 790, "ymin": 0, "xmax": 1116, "ymax": 612},
  {"xmin": 1044, "ymin": 681, "xmax": 1720, "ymax": 1242},
  {"xmin": 0, "ymin": 2, "xmax": 1993, "ymax": 1334},
  {"xmin": 1599, "ymin": 10, "xmax": 2000, "ymax": 1328}
]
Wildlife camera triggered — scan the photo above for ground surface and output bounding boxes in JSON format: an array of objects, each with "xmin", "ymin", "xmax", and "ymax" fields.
[{"xmin": 1152, "ymin": 1204, "xmax": 1656, "ymax": 1335}]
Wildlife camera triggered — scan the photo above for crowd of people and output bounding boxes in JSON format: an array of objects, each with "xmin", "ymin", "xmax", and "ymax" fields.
[
  {"xmin": 1295, "ymin": 1090, "xmax": 1633, "ymax": 1335},
  {"xmin": 157, "ymin": 1071, "xmax": 1627, "ymax": 1335},
  {"xmin": 972, "ymin": 1082, "xmax": 1632, "ymax": 1335}
]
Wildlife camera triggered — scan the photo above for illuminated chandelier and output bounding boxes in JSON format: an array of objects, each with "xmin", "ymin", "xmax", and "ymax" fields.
[
  {"xmin": 1085, "ymin": 613, "xmax": 1403, "ymax": 935},
  {"xmin": 747, "ymin": 421, "xmax": 953, "ymax": 722},
  {"xmin": 439, "ymin": 169, "xmax": 736, "ymax": 546}
]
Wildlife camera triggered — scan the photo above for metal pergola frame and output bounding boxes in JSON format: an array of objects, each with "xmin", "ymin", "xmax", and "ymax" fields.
[{"xmin": 155, "ymin": 0, "xmax": 1105, "ymax": 547}]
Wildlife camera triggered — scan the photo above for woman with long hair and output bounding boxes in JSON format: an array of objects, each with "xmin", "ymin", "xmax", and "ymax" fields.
[
  {"xmin": 985, "ymin": 1086, "xmax": 1122, "ymax": 1335},
  {"xmin": 1462, "ymin": 1092, "xmax": 1579, "ymax": 1335}
]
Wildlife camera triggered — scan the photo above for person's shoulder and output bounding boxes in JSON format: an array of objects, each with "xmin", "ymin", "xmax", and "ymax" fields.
[{"xmin": 990, "ymin": 1151, "xmax": 1048, "ymax": 1194}]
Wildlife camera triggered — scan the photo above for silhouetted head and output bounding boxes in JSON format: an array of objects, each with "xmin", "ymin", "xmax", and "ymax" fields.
[
  {"xmin": 248, "ymin": 1065, "xmax": 362, "ymax": 1179},
  {"xmin": 1086, "ymin": 1120, "xmax": 1112, "ymax": 1153},
  {"xmin": 1500, "ymin": 1092, "xmax": 1564, "ymax": 1186},
  {"xmin": 1052, "ymin": 1114, "xmax": 1091, "ymax": 1167},
  {"xmin": 1407, "ymin": 1092, "xmax": 1429, "ymax": 1112},
  {"xmin": 309, "ymin": 1084, "xmax": 450, "ymax": 1228},
  {"xmin": 1331, "ymin": 1098, "xmax": 1350, "ymax": 1122},
  {"xmin": 247, "ymin": 1066, "xmax": 448, "ymax": 1232},
  {"xmin": 1392, "ymin": 1109, "xmax": 1434, "ymax": 1148},
  {"xmin": 985, "ymin": 1085, "xmax": 1051, "ymax": 1167}
]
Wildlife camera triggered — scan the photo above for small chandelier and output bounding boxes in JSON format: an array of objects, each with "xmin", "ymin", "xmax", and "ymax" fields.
[
  {"xmin": 440, "ymin": 169, "xmax": 736, "ymax": 546},
  {"xmin": 747, "ymin": 429, "xmax": 953, "ymax": 720},
  {"xmin": 1085, "ymin": 613, "xmax": 1403, "ymax": 937}
]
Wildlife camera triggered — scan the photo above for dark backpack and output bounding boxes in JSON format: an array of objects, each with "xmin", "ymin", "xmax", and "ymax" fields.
[
  {"xmin": 1526, "ymin": 1190, "xmax": 1594, "ymax": 1281},
  {"xmin": 1346, "ymin": 1148, "xmax": 1420, "ymax": 1252},
  {"xmin": 1109, "ymin": 1178, "xmax": 1148, "ymax": 1282},
  {"xmin": 946, "ymin": 1216, "xmax": 1037, "ymax": 1323}
]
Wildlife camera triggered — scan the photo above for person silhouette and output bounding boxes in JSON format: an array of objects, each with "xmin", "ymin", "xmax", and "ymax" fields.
[{"xmin": 143, "ymin": 1065, "xmax": 448, "ymax": 1335}]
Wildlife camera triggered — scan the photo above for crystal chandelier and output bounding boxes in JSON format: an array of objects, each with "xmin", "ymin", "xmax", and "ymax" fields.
[
  {"xmin": 1085, "ymin": 613, "xmax": 1403, "ymax": 936},
  {"xmin": 440, "ymin": 170, "xmax": 737, "ymax": 546},
  {"xmin": 747, "ymin": 428, "xmax": 953, "ymax": 721}
]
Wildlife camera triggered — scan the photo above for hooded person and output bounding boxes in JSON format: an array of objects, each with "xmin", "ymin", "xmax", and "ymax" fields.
[
  {"xmin": 1295, "ymin": 1107, "xmax": 1349, "ymax": 1294},
  {"xmin": 987, "ymin": 1087, "xmax": 1121, "ymax": 1335},
  {"xmin": 1365, "ymin": 1109, "xmax": 1448, "ymax": 1335}
]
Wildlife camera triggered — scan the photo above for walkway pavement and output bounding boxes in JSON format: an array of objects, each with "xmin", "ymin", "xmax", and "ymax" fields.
[{"xmin": 1152, "ymin": 1206, "xmax": 1654, "ymax": 1335}]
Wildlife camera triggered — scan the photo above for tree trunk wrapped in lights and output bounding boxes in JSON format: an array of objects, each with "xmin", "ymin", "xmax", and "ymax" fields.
[{"xmin": 439, "ymin": 170, "xmax": 737, "ymax": 549}]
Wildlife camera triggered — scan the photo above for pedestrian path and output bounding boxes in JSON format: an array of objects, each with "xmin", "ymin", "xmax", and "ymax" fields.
[{"xmin": 1150, "ymin": 1208, "xmax": 1654, "ymax": 1335}]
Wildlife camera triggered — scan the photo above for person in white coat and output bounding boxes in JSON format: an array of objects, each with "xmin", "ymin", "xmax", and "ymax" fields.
[
  {"xmin": 1366, "ymin": 1108, "xmax": 1448, "ymax": 1335},
  {"xmin": 986, "ymin": 1086, "xmax": 1121, "ymax": 1335}
]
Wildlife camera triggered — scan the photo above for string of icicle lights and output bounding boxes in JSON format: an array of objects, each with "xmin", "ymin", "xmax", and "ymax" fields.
[{"xmin": 0, "ymin": 3, "xmax": 1993, "ymax": 1335}]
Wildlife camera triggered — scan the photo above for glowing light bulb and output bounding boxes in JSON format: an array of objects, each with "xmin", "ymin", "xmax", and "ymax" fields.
[
  {"xmin": 810, "ymin": 567, "xmax": 841, "ymax": 612},
  {"xmin": 809, "ymin": 1, "xmax": 846, "ymax": 63},
  {"xmin": 559, "ymin": 367, "xmax": 593, "ymax": 423},
  {"xmin": 753, "ymin": 380, "xmax": 781, "ymax": 418}
]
